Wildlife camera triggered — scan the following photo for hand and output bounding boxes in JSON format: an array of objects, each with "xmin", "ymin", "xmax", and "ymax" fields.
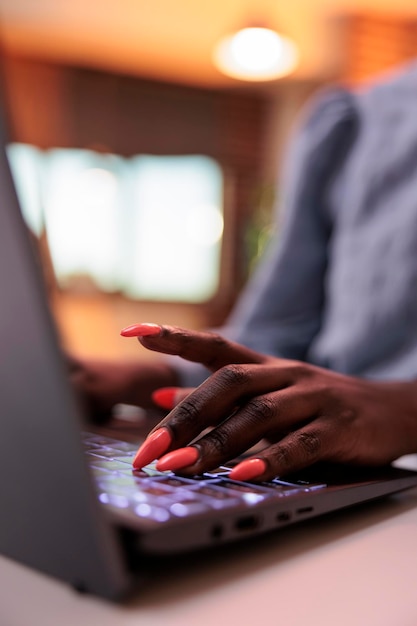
[
  {"xmin": 68, "ymin": 354, "xmax": 179, "ymax": 423},
  {"xmin": 121, "ymin": 323, "xmax": 417, "ymax": 481}
]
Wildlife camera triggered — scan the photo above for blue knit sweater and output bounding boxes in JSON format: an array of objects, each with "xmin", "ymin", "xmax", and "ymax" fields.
[{"xmin": 180, "ymin": 61, "xmax": 417, "ymax": 385}]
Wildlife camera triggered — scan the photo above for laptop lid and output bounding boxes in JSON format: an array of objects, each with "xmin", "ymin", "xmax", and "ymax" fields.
[{"xmin": 0, "ymin": 95, "xmax": 135, "ymax": 600}]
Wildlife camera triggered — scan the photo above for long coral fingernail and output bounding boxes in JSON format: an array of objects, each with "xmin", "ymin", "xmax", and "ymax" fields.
[
  {"xmin": 152, "ymin": 387, "xmax": 179, "ymax": 410},
  {"xmin": 229, "ymin": 458, "xmax": 267, "ymax": 482},
  {"xmin": 132, "ymin": 428, "xmax": 171, "ymax": 469},
  {"xmin": 121, "ymin": 323, "xmax": 161, "ymax": 337},
  {"xmin": 156, "ymin": 447, "xmax": 199, "ymax": 472}
]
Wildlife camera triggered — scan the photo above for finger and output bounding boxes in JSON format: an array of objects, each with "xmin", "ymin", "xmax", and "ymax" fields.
[
  {"xmin": 120, "ymin": 323, "xmax": 271, "ymax": 372},
  {"xmin": 230, "ymin": 418, "xmax": 338, "ymax": 481},
  {"xmin": 158, "ymin": 386, "xmax": 320, "ymax": 475},
  {"xmin": 132, "ymin": 361, "xmax": 296, "ymax": 469},
  {"xmin": 153, "ymin": 361, "xmax": 301, "ymax": 446},
  {"xmin": 152, "ymin": 387, "xmax": 194, "ymax": 410}
]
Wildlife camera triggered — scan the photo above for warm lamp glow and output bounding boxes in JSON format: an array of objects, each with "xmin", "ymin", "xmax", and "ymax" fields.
[{"xmin": 213, "ymin": 27, "xmax": 299, "ymax": 81}]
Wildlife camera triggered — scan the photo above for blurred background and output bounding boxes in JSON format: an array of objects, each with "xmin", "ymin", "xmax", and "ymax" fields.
[{"xmin": 1, "ymin": 0, "xmax": 417, "ymax": 361}]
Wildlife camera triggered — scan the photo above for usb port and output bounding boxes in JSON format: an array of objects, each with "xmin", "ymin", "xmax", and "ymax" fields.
[
  {"xmin": 235, "ymin": 515, "xmax": 259, "ymax": 531},
  {"xmin": 296, "ymin": 506, "xmax": 313, "ymax": 515}
]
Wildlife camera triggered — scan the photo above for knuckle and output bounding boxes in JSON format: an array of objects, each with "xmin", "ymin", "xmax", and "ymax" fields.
[
  {"xmin": 245, "ymin": 395, "xmax": 276, "ymax": 423},
  {"xmin": 215, "ymin": 364, "xmax": 250, "ymax": 389},
  {"xmin": 286, "ymin": 361, "xmax": 311, "ymax": 379},
  {"xmin": 202, "ymin": 332, "xmax": 230, "ymax": 367},
  {"xmin": 174, "ymin": 398, "xmax": 201, "ymax": 423},
  {"xmin": 274, "ymin": 444, "xmax": 292, "ymax": 467},
  {"xmin": 265, "ymin": 428, "xmax": 324, "ymax": 476},
  {"xmin": 296, "ymin": 430, "xmax": 322, "ymax": 459},
  {"xmin": 204, "ymin": 428, "xmax": 231, "ymax": 456},
  {"xmin": 337, "ymin": 408, "xmax": 356, "ymax": 425},
  {"xmin": 205, "ymin": 331, "xmax": 229, "ymax": 349}
]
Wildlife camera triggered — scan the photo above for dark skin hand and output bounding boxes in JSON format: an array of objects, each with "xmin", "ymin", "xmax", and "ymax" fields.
[
  {"xmin": 68, "ymin": 355, "xmax": 179, "ymax": 423},
  {"xmin": 121, "ymin": 323, "xmax": 417, "ymax": 482}
]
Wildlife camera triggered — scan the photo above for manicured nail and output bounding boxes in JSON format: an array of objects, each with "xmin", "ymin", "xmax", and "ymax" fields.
[
  {"xmin": 132, "ymin": 427, "xmax": 171, "ymax": 469},
  {"xmin": 229, "ymin": 458, "xmax": 267, "ymax": 482},
  {"xmin": 156, "ymin": 447, "xmax": 199, "ymax": 472},
  {"xmin": 120, "ymin": 323, "xmax": 161, "ymax": 338},
  {"xmin": 152, "ymin": 387, "xmax": 179, "ymax": 410}
]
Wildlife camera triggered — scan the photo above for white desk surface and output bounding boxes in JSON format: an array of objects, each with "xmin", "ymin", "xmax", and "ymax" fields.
[{"xmin": 2, "ymin": 459, "xmax": 417, "ymax": 626}]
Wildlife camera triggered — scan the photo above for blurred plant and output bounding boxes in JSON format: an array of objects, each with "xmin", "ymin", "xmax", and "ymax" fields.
[{"xmin": 245, "ymin": 181, "xmax": 277, "ymax": 276}]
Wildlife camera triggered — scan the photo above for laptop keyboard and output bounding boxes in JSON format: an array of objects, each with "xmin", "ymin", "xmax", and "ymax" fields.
[{"xmin": 83, "ymin": 433, "xmax": 326, "ymax": 523}]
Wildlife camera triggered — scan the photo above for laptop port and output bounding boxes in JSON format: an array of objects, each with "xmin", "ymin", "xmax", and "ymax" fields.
[
  {"xmin": 296, "ymin": 506, "xmax": 313, "ymax": 515},
  {"xmin": 276, "ymin": 511, "xmax": 291, "ymax": 522},
  {"xmin": 235, "ymin": 515, "xmax": 259, "ymax": 532}
]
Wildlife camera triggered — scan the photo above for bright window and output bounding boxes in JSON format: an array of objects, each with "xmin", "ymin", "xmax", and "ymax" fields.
[{"xmin": 7, "ymin": 144, "xmax": 224, "ymax": 302}]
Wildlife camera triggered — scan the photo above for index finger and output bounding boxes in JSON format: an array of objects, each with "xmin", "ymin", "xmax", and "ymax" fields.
[{"xmin": 120, "ymin": 323, "xmax": 270, "ymax": 372}]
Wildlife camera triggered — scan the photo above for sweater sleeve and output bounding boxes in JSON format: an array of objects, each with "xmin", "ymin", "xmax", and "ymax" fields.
[
  {"xmin": 224, "ymin": 87, "xmax": 359, "ymax": 359},
  {"xmin": 173, "ymin": 87, "xmax": 359, "ymax": 386}
]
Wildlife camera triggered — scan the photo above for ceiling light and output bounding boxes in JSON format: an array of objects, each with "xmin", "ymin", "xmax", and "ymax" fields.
[{"xmin": 213, "ymin": 26, "xmax": 299, "ymax": 81}]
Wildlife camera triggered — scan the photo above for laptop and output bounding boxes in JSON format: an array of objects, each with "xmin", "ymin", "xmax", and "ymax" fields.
[{"xmin": 1, "ymin": 99, "xmax": 417, "ymax": 603}]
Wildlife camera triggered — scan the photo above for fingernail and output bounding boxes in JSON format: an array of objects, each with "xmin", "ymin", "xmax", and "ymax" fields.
[
  {"xmin": 120, "ymin": 323, "xmax": 161, "ymax": 338},
  {"xmin": 132, "ymin": 427, "xmax": 171, "ymax": 469},
  {"xmin": 156, "ymin": 447, "xmax": 199, "ymax": 472},
  {"xmin": 152, "ymin": 387, "xmax": 179, "ymax": 410},
  {"xmin": 229, "ymin": 458, "xmax": 267, "ymax": 482}
]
